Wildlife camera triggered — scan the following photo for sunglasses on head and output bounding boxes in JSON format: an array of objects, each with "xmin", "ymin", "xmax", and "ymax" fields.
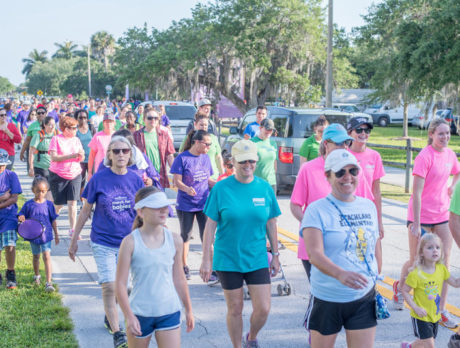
[
  {"xmin": 334, "ymin": 167, "xmax": 359, "ymax": 178},
  {"xmin": 354, "ymin": 127, "xmax": 371, "ymax": 134},
  {"xmin": 112, "ymin": 148, "xmax": 130, "ymax": 155},
  {"xmin": 238, "ymin": 160, "xmax": 256, "ymax": 165}
]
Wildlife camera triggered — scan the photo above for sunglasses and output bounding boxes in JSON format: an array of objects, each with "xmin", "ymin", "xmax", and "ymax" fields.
[
  {"xmin": 112, "ymin": 148, "xmax": 130, "ymax": 155},
  {"xmin": 226, "ymin": 163, "xmax": 234, "ymax": 169},
  {"xmin": 0, "ymin": 114, "xmax": 6, "ymax": 117},
  {"xmin": 37, "ymin": 111, "xmax": 46, "ymax": 115},
  {"xmin": 67, "ymin": 126, "xmax": 78, "ymax": 130},
  {"xmin": 200, "ymin": 141, "xmax": 212, "ymax": 147},
  {"xmin": 334, "ymin": 167, "xmax": 359, "ymax": 178},
  {"xmin": 328, "ymin": 139, "xmax": 352, "ymax": 147},
  {"xmin": 354, "ymin": 128, "xmax": 371, "ymax": 134},
  {"xmin": 238, "ymin": 160, "xmax": 256, "ymax": 165},
  {"xmin": 146, "ymin": 116, "xmax": 159, "ymax": 121}
]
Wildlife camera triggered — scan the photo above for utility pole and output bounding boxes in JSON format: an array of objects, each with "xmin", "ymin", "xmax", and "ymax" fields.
[
  {"xmin": 87, "ymin": 44, "xmax": 92, "ymax": 97},
  {"xmin": 325, "ymin": 0, "xmax": 333, "ymax": 107}
]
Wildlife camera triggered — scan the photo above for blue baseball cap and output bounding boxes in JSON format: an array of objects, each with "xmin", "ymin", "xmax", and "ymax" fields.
[{"xmin": 322, "ymin": 123, "xmax": 353, "ymax": 143}]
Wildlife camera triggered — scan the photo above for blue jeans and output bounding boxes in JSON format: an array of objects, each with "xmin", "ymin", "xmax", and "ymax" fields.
[{"xmin": 90, "ymin": 241, "xmax": 119, "ymax": 284}]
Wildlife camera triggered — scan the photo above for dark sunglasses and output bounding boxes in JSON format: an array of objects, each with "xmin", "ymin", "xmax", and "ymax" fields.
[
  {"xmin": 200, "ymin": 141, "xmax": 212, "ymax": 147},
  {"xmin": 0, "ymin": 113, "xmax": 6, "ymax": 117},
  {"xmin": 226, "ymin": 163, "xmax": 234, "ymax": 169},
  {"xmin": 112, "ymin": 148, "xmax": 130, "ymax": 155},
  {"xmin": 334, "ymin": 167, "xmax": 359, "ymax": 178},
  {"xmin": 328, "ymin": 139, "xmax": 352, "ymax": 147},
  {"xmin": 354, "ymin": 128, "xmax": 371, "ymax": 134},
  {"xmin": 67, "ymin": 126, "xmax": 78, "ymax": 130},
  {"xmin": 238, "ymin": 160, "xmax": 256, "ymax": 165},
  {"xmin": 37, "ymin": 111, "xmax": 46, "ymax": 115},
  {"xmin": 146, "ymin": 116, "xmax": 159, "ymax": 121}
]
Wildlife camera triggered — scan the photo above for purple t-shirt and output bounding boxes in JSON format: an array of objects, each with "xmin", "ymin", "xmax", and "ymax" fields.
[
  {"xmin": 161, "ymin": 114, "xmax": 171, "ymax": 127},
  {"xmin": 17, "ymin": 110, "xmax": 30, "ymax": 133},
  {"xmin": 170, "ymin": 150, "xmax": 213, "ymax": 211},
  {"xmin": 47, "ymin": 110, "xmax": 59, "ymax": 123},
  {"xmin": 82, "ymin": 167, "xmax": 144, "ymax": 248},
  {"xmin": 0, "ymin": 170, "xmax": 22, "ymax": 233},
  {"xmin": 19, "ymin": 200, "xmax": 58, "ymax": 244}
]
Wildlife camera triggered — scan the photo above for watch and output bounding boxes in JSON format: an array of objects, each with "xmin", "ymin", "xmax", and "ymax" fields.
[{"xmin": 271, "ymin": 252, "xmax": 280, "ymax": 256}]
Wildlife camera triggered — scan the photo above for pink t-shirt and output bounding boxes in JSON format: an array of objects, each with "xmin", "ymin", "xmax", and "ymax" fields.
[
  {"xmin": 88, "ymin": 131, "xmax": 112, "ymax": 172},
  {"xmin": 408, "ymin": 145, "xmax": 460, "ymax": 224},
  {"xmin": 48, "ymin": 134, "xmax": 83, "ymax": 180},
  {"xmin": 350, "ymin": 148, "xmax": 385, "ymax": 201},
  {"xmin": 291, "ymin": 156, "xmax": 331, "ymax": 260}
]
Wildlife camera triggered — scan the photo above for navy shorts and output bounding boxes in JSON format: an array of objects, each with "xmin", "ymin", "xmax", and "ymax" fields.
[
  {"xmin": 135, "ymin": 311, "xmax": 181, "ymax": 338},
  {"xmin": 216, "ymin": 268, "xmax": 270, "ymax": 290},
  {"xmin": 411, "ymin": 317, "xmax": 438, "ymax": 339}
]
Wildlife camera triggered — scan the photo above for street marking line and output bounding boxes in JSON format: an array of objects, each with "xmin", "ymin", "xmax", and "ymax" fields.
[
  {"xmin": 278, "ymin": 236, "xmax": 297, "ymax": 253},
  {"xmin": 278, "ymin": 227, "xmax": 299, "ymax": 242}
]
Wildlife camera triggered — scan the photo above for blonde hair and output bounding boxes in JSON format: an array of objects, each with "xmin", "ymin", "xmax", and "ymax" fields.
[
  {"xmin": 427, "ymin": 118, "xmax": 449, "ymax": 145},
  {"xmin": 131, "ymin": 186, "xmax": 162, "ymax": 230},
  {"xmin": 413, "ymin": 233, "xmax": 444, "ymax": 270}
]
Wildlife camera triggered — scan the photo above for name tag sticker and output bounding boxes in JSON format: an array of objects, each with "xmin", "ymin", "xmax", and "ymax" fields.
[{"xmin": 253, "ymin": 198, "xmax": 265, "ymax": 206}]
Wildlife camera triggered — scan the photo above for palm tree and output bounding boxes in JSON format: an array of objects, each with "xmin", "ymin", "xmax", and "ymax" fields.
[
  {"xmin": 21, "ymin": 49, "xmax": 48, "ymax": 77},
  {"xmin": 52, "ymin": 41, "xmax": 78, "ymax": 59},
  {"xmin": 90, "ymin": 31, "xmax": 115, "ymax": 71}
]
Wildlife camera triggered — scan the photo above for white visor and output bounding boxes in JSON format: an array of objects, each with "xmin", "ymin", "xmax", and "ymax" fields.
[{"xmin": 134, "ymin": 192, "xmax": 173, "ymax": 210}]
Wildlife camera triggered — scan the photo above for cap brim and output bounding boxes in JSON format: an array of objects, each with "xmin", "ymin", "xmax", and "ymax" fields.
[
  {"xmin": 329, "ymin": 134, "xmax": 354, "ymax": 143},
  {"xmin": 234, "ymin": 153, "xmax": 258, "ymax": 162}
]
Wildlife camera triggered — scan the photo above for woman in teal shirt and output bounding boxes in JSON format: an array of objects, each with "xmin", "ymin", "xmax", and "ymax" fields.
[{"xmin": 200, "ymin": 139, "xmax": 281, "ymax": 348}]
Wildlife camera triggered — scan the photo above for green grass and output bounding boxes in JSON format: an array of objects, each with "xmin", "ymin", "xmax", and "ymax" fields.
[
  {"xmin": 368, "ymin": 125, "xmax": 460, "ymax": 165},
  {"xmin": 0, "ymin": 195, "xmax": 78, "ymax": 348},
  {"xmin": 380, "ymin": 182, "xmax": 411, "ymax": 203}
]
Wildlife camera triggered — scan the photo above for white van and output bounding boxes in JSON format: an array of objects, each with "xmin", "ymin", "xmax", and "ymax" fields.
[{"xmin": 364, "ymin": 103, "xmax": 422, "ymax": 127}]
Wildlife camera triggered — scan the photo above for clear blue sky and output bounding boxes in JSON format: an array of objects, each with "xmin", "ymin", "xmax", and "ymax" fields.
[{"xmin": 3, "ymin": 0, "xmax": 379, "ymax": 86}]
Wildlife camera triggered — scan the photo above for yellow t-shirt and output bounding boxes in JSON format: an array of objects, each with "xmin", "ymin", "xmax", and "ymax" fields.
[{"xmin": 405, "ymin": 264, "xmax": 450, "ymax": 322}]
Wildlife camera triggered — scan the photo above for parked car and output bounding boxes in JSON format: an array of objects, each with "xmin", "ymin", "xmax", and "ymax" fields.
[
  {"xmin": 136, "ymin": 101, "xmax": 196, "ymax": 150},
  {"xmin": 421, "ymin": 108, "xmax": 459, "ymax": 134},
  {"xmin": 412, "ymin": 109, "xmax": 444, "ymax": 129},
  {"xmin": 363, "ymin": 103, "xmax": 421, "ymax": 127},
  {"xmin": 332, "ymin": 103, "xmax": 373, "ymax": 125},
  {"xmin": 222, "ymin": 106, "xmax": 354, "ymax": 192}
]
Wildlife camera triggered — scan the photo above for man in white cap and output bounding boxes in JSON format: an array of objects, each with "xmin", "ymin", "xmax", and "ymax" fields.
[{"xmin": 185, "ymin": 99, "xmax": 217, "ymax": 135}]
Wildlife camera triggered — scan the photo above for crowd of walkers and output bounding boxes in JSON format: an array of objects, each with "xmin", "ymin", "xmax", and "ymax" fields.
[{"xmin": 1, "ymin": 95, "xmax": 460, "ymax": 348}]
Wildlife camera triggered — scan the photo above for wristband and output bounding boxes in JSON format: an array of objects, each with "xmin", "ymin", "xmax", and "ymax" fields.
[{"xmin": 271, "ymin": 252, "xmax": 280, "ymax": 256}]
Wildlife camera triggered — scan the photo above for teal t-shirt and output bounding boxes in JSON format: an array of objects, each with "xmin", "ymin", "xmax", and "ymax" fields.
[
  {"xmin": 204, "ymin": 176, "xmax": 281, "ymax": 272},
  {"xmin": 251, "ymin": 136, "xmax": 278, "ymax": 185},
  {"xmin": 299, "ymin": 134, "xmax": 320, "ymax": 161},
  {"xmin": 30, "ymin": 132, "xmax": 53, "ymax": 169},
  {"xmin": 144, "ymin": 129, "xmax": 161, "ymax": 172}
]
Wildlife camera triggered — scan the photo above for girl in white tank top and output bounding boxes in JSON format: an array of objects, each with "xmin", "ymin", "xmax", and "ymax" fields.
[{"xmin": 115, "ymin": 187, "xmax": 194, "ymax": 348}]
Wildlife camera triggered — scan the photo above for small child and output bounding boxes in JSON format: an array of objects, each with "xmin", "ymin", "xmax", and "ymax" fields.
[
  {"xmin": 401, "ymin": 233, "xmax": 460, "ymax": 348},
  {"xmin": 18, "ymin": 176, "xmax": 59, "ymax": 292},
  {"xmin": 115, "ymin": 186, "xmax": 194, "ymax": 348},
  {"xmin": 0, "ymin": 148, "xmax": 22, "ymax": 289},
  {"xmin": 217, "ymin": 153, "xmax": 234, "ymax": 181}
]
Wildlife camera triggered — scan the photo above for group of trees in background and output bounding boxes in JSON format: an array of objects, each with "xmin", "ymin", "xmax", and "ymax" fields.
[{"xmin": 2, "ymin": 0, "xmax": 457, "ymax": 120}]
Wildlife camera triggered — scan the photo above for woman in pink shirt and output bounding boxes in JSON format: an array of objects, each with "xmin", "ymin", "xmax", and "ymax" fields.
[
  {"xmin": 393, "ymin": 118, "xmax": 460, "ymax": 328},
  {"xmin": 87, "ymin": 113, "xmax": 116, "ymax": 182},
  {"xmin": 347, "ymin": 117, "xmax": 385, "ymax": 273},
  {"xmin": 48, "ymin": 116, "xmax": 85, "ymax": 238},
  {"xmin": 290, "ymin": 123, "xmax": 353, "ymax": 279}
]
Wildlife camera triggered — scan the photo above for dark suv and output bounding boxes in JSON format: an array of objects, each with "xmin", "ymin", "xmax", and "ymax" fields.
[{"xmin": 222, "ymin": 106, "xmax": 354, "ymax": 191}]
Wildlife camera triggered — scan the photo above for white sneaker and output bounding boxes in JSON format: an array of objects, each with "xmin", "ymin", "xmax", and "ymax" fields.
[{"xmin": 440, "ymin": 310, "xmax": 459, "ymax": 329}]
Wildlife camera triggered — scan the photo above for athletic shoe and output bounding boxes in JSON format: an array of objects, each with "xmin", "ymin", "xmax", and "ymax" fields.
[
  {"xmin": 34, "ymin": 275, "xmax": 41, "ymax": 285},
  {"xmin": 440, "ymin": 310, "xmax": 459, "ymax": 329},
  {"xmin": 113, "ymin": 331, "xmax": 127, "ymax": 348},
  {"xmin": 400, "ymin": 343, "xmax": 411, "ymax": 348},
  {"xmin": 208, "ymin": 271, "xmax": 219, "ymax": 286},
  {"xmin": 104, "ymin": 315, "xmax": 114, "ymax": 335},
  {"xmin": 243, "ymin": 333, "xmax": 260, "ymax": 348},
  {"xmin": 392, "ymin": 280, "xmax": 404, "ymax": 310},
  {"xmin": 45, "ymin": 282, "xmax": 55, "ymax": 292},
  {"xmin": 6, "ymin": 270, "xmax": 17, "ymax": 289},
  {"xmin": 184, "ymin": 266, "xmax": 191, "ymax": 280}
]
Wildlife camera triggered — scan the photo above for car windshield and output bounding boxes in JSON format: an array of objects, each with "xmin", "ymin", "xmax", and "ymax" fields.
[
  {"xmin": 164, "ymin": 105, "xmax": 196, "ymax": 120},
  {"xmin": 293, "ymin": 114, "xmax": 350, "ymax": 138}
]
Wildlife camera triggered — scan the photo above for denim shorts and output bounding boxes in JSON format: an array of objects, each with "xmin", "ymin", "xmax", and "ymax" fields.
[
  {"xmin": 0, "ymin": 230, "xmax": 18, "ymax": 249},
  {"xmin": 135, "ymin": 311, "xmax": 181, "ymax": 338},
  {"xmin": 90, "ymin": 241, "xmax": 119, "ymax": 284},
  {"xmin": 30, "ymin": 241, "xmax": 52, "ymax": 255}
]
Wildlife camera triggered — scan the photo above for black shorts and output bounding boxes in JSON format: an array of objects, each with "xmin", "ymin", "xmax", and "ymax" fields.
[
  {"xmin": 176, "ymin": 209, "xmax": 207, "ymax": 242},
  {"xmin": 412, "ymin": 317, "xmax": 438, "ymax": 339},
  {"xmin": 407, "ymin": 220, "xmax": 448, "ymax": 229},
  {"xmin": 49, "ymin": 171, "xmax": 82, "ymax": 205},
  {"xmin": 304, "ymin": 289, "xmax": 377, "ymax": 335},
  {"xmin": 216, "ymin": 268, "xmax": 271, "ymax": 290},
  {"xmin": 34, "ymin": 167, "xmax": 50, "ymax": 182},
  {"xmin": 80, "ymin": 162, "xmax": 89, "ymax": 187}
]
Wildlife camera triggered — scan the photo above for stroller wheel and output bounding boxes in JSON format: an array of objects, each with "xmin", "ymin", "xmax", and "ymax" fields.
[
  {"xmin": 277, "ymin": 284, "xmax": 283, "ymax": 296},
  {"xmin": 284, "ymin": 283, "xmax": 291, "ymax": 296}
]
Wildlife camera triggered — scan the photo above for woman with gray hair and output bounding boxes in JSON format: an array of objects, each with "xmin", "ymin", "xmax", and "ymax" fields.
[{"xmin": 69, "ymin": 136, "xmax": 144, "ymax": 348}]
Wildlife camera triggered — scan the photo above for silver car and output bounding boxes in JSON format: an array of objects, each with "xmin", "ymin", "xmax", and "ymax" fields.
[{"xmin": 222, "ymin": 106, "xmax": 354, "ymax": 192}]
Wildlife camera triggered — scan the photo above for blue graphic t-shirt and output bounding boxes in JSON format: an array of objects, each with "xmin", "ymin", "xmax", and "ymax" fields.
[
  {"xmin": 243, "ymin": 121, "xmax": 260, "ymax": 138},
  {"xmin": 19, "ymin": 200, "xmax": 58, "ymax": 244},
  {"xmin": 301, "ymin": 194, "xmax": 379, "ymax": 302},
  {"xmin": 83, "ymin": 168, "xmax": 144, "ymax": 248},
  {"xmin": 170, "ymin": 150, "xmax": 213, "ymax": 212},
  {"xmin": 0, "ymin": 170, "xmax": 22, "ymax": 234}
]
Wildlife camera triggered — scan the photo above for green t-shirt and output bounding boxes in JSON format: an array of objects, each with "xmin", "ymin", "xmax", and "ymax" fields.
[
  {"xmin": 27, "ymin": 121, "xmax": 42, "ymax": 138},
  {"xmin": 144, "ymin": 129, "xmax": 161, "ymax": 172},
  {"xmin": 30, "ymin": 131, "xmax": 54, "ymax": 169},
  {"xmin": 179, "ymin": 133, "xmax": 221, "ymax": 180},
  {"xmin": 405, "ymin": 264, "xmax": 450, "ymax": 323},
  {"xmin": 97, "ymin": 119, "xmax": 123, "ymax": 132},
  {"xmin": 450, "ymin": 181, "xmax": 460, "ymax": 215},
  {"xmin": 204, "ymin": 175, "xmax": 281, "ymax": 272},
  {"xmin": 251, "ymin": 136, "xmax": 278, "ymax": 185},
  {"xmin": 299, "ymin": 134, "xmax": 320, "ymax": 161}
]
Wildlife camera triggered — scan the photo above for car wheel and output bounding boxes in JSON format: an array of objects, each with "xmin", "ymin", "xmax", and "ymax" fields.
[{"xmin": 378, "ymin": 116, "xmax": 389, "ymax": 127}]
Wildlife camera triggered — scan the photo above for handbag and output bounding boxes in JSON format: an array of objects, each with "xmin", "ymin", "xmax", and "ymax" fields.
[{"xmin": 326, "ymin": 197, "xmax": 390, "ymax": 320}]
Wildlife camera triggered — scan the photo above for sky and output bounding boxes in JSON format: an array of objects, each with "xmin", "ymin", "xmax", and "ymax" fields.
[{"xmin": 3, "ymin": 0, "xmax": 379, "ymax": 86}]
